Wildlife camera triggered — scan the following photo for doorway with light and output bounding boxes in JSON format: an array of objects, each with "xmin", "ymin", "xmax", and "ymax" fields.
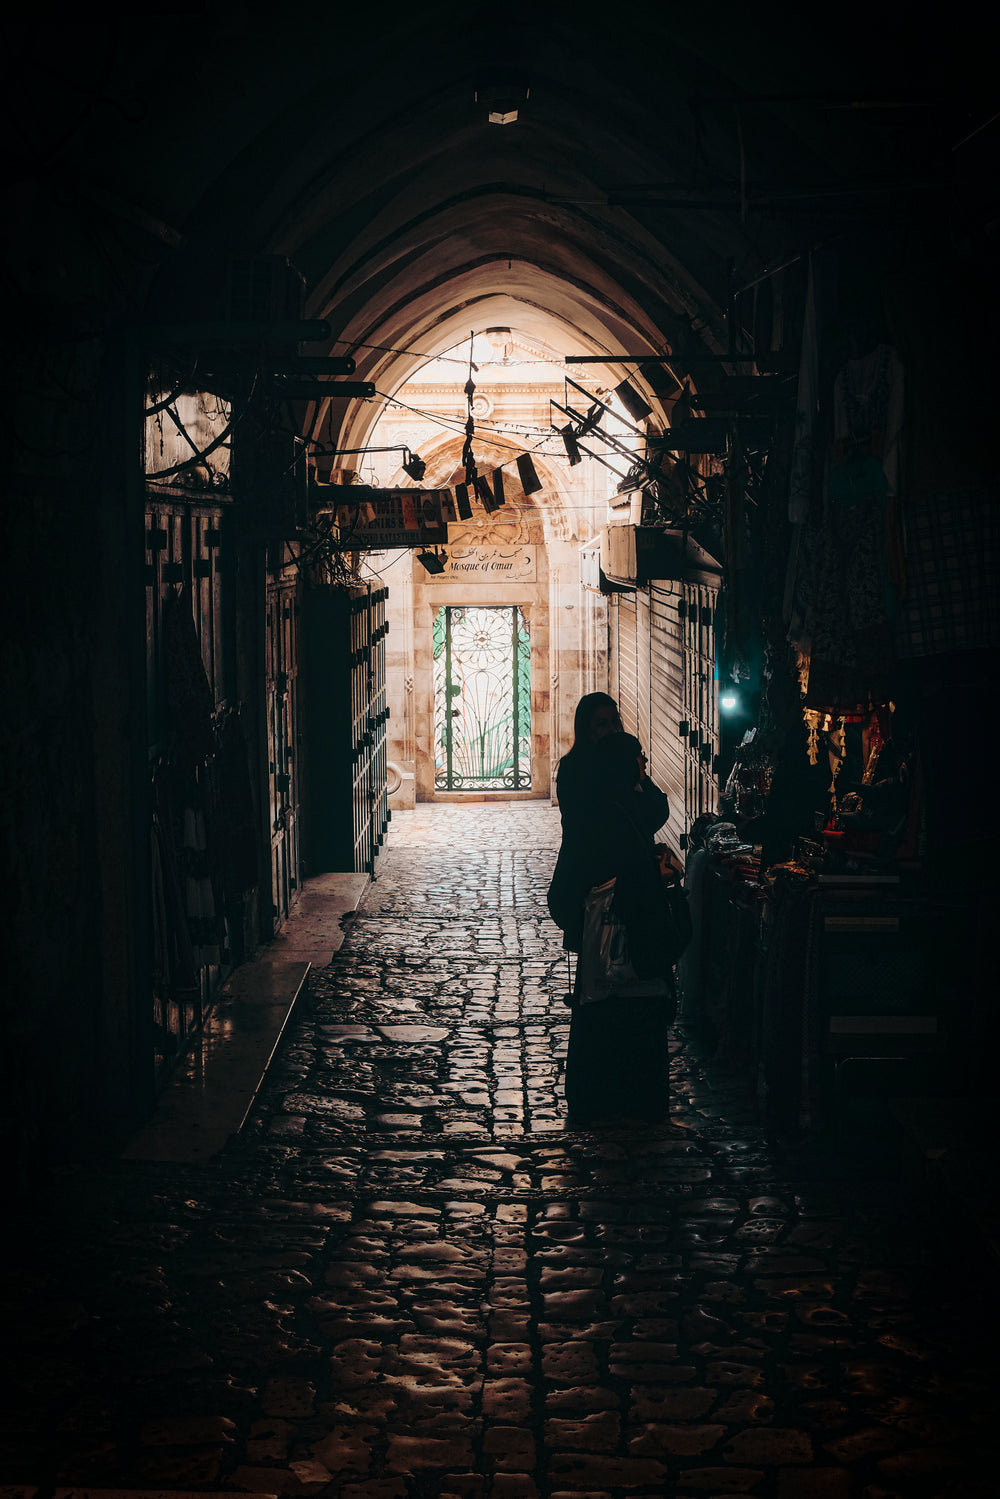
[{"xmin": 433, "ymin": 604, "xmax": 531, "ymax": 791}]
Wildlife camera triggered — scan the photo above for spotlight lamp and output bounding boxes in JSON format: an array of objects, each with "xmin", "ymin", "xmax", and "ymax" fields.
[
  {"xmin": 614, "ymin": 380, "xmax": 653, "ymax": 423},
  {"xmin": 559, "ymin": 424, "xmax": 582, "ymax": 466},
  {"xmin": 402, "ymin": 450, "xmax": 427, "ymax": 482},
  {"xmin": 417, "ymin": 549, "xmax": 446, "ymax": 575}
]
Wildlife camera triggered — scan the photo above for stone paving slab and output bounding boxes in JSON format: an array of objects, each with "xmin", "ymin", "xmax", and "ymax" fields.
[{"xmin": 2, "ymin": 804, "xmax": 998, "ymax": 1497}]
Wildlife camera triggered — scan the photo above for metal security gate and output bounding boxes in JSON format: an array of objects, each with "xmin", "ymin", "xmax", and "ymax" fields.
[
  {"xmin": 303, "ymin": 582, "xmax": 388, "ymax": 875},
  {"xmin": 265, "ymin": 578, "xmax": 301, "ymax": 932},
  {"xmin": 145, "ymin": 496, "xmax": 233, "ymax": 1082},
  {"xmin": 434, "ymin": 605, "xmax": 531, "ymax": 791},
  {"xmin": 349, "ymin": 585, "xmax": 389, "ymax": 873}
]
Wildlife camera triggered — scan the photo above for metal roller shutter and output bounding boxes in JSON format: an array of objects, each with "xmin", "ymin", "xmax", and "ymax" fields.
[
  {"xmin": 682, "ymin": 583, "xmax": 720, "ymax": 830},
  {"xmin": 637, "ymin": 589, "xmax": 651, "ymax": 754},
  {"xmin": 650, "ymin": 585, "xmax": 686, "ymax": 859},
  {"xmin": 617, "ymin": 593, "xmax": 638, "ymax": 737}
]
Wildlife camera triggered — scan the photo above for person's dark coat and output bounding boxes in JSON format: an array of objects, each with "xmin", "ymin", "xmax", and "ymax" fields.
[{"xmin": 548, "ymin": 733, "xmax": 669, "ymax": 953}]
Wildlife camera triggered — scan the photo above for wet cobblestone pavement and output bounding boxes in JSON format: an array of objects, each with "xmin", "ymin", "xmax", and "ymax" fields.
[{"xmin": 2, "ymin": 803, "xmax": 997, "ymax": 1496}]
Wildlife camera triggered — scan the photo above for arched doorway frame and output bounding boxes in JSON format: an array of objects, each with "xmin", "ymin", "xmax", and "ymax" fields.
[{"xmin": 371, "ymin": 434, "xmax": 592, "ymax": 806}]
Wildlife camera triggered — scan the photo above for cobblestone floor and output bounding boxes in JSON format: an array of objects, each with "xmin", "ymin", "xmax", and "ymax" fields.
[{"xmin": 2, "ymin": 803, "xmax": 997, "ymax": 1497}]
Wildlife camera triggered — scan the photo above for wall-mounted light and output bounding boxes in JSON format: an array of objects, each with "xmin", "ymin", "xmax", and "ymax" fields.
[
  {"xmin": 402, "ymin": 450, "xmax": 426, "ymax": 481},
  {"xmin": 417, "ymin": 549, "xmax": 446, "ymax": 575}
]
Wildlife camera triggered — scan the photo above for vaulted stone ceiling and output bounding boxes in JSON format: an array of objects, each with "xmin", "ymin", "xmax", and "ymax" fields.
[{"xmin": 7, "ymin": 3, "xmax": 991, "ymax": 447}]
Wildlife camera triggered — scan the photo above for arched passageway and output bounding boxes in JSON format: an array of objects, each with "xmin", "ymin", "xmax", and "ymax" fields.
[
  {"xmin": 3, "ymin": 11, "xmax": 998, "ymax": 1489},
  {"xmin": 344, "ymin": 331, "xmax": 627, "ymax": 809},
  {"xmin": 5, "ymin": 1, "xmax": 994, "ymax": 1141}
]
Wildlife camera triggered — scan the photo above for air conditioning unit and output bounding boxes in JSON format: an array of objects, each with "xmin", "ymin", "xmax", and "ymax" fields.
[{"xmin": 601, "ymin": 525, "xmax": 724, "ymax": 587}]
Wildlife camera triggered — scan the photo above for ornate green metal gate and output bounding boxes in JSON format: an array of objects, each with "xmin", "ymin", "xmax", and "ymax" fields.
[{"xmin": 433, "ymin": 605, "xmax": 531, "ymax": 790}]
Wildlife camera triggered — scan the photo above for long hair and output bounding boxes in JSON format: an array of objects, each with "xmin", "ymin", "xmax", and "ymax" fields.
[{"xmin": 567, "ymin": 692, "xmax": 621, "ymax": 757}]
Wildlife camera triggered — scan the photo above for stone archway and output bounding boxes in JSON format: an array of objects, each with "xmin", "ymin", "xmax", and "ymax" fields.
[
  {"xmin": 362, "ymin": 350, "xmax": 609, "ymax": 807},
  {"xmin": 373, "ymin": 447, "xmax": 592, "ymax": 807}
]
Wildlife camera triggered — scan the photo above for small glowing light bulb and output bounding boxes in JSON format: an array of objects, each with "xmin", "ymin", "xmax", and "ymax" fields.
[{"xmin": 720, "ymin": 694, "xmax": 738, "ymax": 711}]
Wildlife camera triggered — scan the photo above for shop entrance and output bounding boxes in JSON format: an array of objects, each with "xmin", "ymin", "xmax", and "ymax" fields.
[{"xmin": 433, "ymin": 605, "xmax": 531, "ymax": 791}]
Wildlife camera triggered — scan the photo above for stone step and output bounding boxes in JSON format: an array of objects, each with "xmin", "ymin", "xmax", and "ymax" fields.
[
  {"xmin": 121, "ymin": 869, "xmax": 370, "ymax": 1164},
  {"xmin": 122, "ymin": 958, "xmax": 311, "ymax": 1164}
]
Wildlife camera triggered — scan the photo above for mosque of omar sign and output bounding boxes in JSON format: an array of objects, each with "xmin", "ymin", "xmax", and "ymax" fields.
[{"xmin": 424, "ymin": 546, "xmax": 537, "ymax": 582}]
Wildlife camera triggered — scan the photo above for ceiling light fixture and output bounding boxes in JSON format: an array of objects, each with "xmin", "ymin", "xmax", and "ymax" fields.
[{"xmin": 476, "ymin": 77, "xmax": 529, "ymax": 126}]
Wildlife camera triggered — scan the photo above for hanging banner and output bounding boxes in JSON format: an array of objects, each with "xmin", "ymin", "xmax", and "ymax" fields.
[
  {"xmin": 333, "ymin": 488, "xmax": 453, "ymax": 548},
  {"xmin": 422, "ymin": 545, "xmax": 536, "ymax": 582}
]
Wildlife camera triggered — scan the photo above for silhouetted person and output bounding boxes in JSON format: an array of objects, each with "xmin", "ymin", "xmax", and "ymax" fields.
[
  {"xmin": 551, "ymin": 728, "xmax": 676, "ymax": 1124},
  {"xmin": 548, "ymin": 694, "xmax": 669, "ymax": 950}
]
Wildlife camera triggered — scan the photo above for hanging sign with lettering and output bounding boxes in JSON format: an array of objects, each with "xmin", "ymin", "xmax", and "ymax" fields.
[{"xmin": 334, "ymin": 488, "xmax": 453, "ymax": 547}]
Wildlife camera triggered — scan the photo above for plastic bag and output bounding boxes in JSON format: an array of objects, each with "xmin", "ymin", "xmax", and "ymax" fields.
[{"xmin": 577, "ymin": 878, "xmax": 673, "ymax": 1007}]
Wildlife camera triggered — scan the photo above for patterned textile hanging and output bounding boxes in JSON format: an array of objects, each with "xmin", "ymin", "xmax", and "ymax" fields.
[{"xmin": 797, "ymin": 343, "xmax": 904, "ymax": 717}]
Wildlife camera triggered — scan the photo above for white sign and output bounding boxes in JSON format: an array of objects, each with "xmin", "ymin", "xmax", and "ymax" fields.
[{"xmin": 425, "ymin": 545, "xmax": 536, "ymax": 582}]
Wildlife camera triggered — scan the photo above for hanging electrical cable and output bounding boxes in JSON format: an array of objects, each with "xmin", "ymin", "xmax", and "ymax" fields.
[
  {"xmin": 144, "ymin": 376, "xmax": 258, "ymax": 482},
  {"xmin": 330, "ymin": 336, "xmax": 585, "ymax": 369},
  {"xmin": 461, "ymin": 332, "xmax": 479, "ymax": 492}
]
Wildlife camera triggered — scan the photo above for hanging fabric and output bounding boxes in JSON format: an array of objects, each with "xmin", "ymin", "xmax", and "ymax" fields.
[
  {"xmin": 213, "ymin": 709, "xmax": 260, "ymax": 896},
  {"xmin": 179, "ymin": 767, "xmax": 223, "ymax": 968},
  {"xmin": 799, "ymin": 343, "xmax": 904, "ymax": 717},
  {"xmin": 162, "ymin": 590, "xmax": 216, "ymax": 767}
]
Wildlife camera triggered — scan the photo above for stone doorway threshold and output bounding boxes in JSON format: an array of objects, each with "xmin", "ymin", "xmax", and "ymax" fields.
[
  {"xmin": 428, "ymin": 790, "xmax": 548, "ymax": 802},
  {"xmin": 121, "ymin": 871, "xmax": 368, "ymax": 1165}
]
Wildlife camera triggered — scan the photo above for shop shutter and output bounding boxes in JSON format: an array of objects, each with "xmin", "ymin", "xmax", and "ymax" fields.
[
  {"xmin": 650, "ymin": 585, "xmax": 686, "ymax": 859},
  {"xmin": 636, "ymin": 589, "xmax": 652, "ymax": 753},
  {"xmin": 613, "ymin": 584, "xmax": 719, "ymax": 858},
  {"xmin": 617, "ymin": 593, "xmax": 638, "ymax": 736},
  {"xmin": 682, "ymin": 582, "xmax": 720, "ymax": 829}
]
